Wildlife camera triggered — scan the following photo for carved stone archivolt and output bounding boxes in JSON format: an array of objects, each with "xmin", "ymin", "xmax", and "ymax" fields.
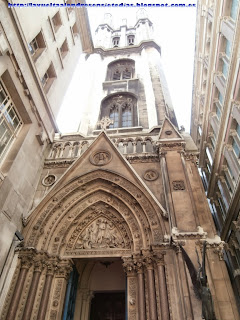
[{"xmin": 23, "ymin": 170, "xmax": 166, "ymax": 257}]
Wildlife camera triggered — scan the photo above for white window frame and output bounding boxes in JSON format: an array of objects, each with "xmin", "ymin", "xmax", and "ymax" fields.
[{"xmin": 0, "ymin": 79, "xmax": 23, "ymax": 162}]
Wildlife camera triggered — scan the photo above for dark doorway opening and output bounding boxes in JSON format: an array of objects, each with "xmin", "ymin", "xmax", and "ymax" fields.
[{"xmin": 90, "ymin": 291, "xmax": 125, "ymax": 320}]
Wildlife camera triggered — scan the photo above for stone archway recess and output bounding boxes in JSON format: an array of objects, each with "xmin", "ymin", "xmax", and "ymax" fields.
[{"xmin": 2, "ymin": 170, "xmax": 169, "ymax": 320}]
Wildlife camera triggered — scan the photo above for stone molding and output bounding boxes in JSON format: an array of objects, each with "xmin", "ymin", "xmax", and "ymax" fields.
[{"xmin": 23, "ymin": 170, "xmax": 166, "ymax": 256}]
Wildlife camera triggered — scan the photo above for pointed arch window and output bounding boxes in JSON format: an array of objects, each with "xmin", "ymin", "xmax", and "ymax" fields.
[
  {"xmin": 99, "ymin": 93, "xmax": 137, "ymax": 129},
  {"xmin": 122, "ymin": 105, "xmax": 132, "ymax": 127},
  {"xmin": 113, "ymin": 70, "xmax": 121, "ymax": 80},
  {"xmin": 122, "ymin": 68, "xmax": 131, "ymax": 80},
  {"xmin": 113, "ymin": 37, "xmax": 120, "ymax": 47},
  {"xmin": 127, "ymin": 35, "xmax": 135, "ymax": 46},
  {"xmin": 106, "ymin": 59, "xmax": 135, "ymax": 81},
  {"xmin": 109, "ymin": 106, "xmax": 119, "ymax": 128}
]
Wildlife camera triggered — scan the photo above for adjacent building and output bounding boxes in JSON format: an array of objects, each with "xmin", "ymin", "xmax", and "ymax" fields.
[
  {"xmin": 0, "ymin": 0, "xmax": 93, "ymax": 314},
  {"xmin": 191, "ymin": 0, "xmax": 240, "ymax": 307}
]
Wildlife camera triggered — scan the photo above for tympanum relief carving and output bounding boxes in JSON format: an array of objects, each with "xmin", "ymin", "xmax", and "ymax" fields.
[{"xmin": 75, "ymin": 217, "xmax": 126, "ymax": 249}]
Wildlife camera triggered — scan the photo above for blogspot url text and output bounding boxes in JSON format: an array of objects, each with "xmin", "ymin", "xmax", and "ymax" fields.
[{"xmin": 8, "ymin": 2, "xmax": 196, "ymax": 8}]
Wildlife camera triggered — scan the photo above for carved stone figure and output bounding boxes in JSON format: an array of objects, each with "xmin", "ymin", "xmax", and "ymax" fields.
[
  {"xmin": 75, "ymin": 218, "xmax": 125, "ymax": 249},
  {"xmin": 177, "ymin": 240, "xmax": 217, "ymax": 320},
  {"xmin": 90, "ymin": 150, "xmax": 112, "ymax": 166},
  {"xmin": 42, "ymin": 175, "xmax": 56, "ymax": 186},
  {"xmin": 97, "ymin": 117, "xmax": 114, "ymax": 130},
  {"xmin": 143, "ymin": 169, "xmax": 159, "ymax": 181},
  {"xmin": 172, "ymin": 180, "xmax": 185, "ymax": 191}
]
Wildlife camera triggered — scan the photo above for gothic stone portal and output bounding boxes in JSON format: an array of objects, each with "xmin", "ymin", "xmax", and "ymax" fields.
[{"xmin": 73, "ymin": 259, "xmax": 126, "ymax": 320}]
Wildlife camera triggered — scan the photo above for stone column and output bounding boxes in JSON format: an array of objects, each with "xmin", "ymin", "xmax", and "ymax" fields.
[
  {"xmin": 68, "ymin": 145, "xmax": 74, "ymax": 158},
  {"xmin": 144, "ymin": 255, "xmax": 158, "ymax": 320},
  {"xmin": 133, "ymin": 142, "xmax": 137, "ymax": 153},
  {"xmin": 85, "ymin": 291, "xmax": 94, "ymax": 320},
  {"xmin": 6, "ymin": 255, "xmax": 32, "ymax": 320},
  {"xmin": 135, "ymin": 258, "xmax": 146, "ymax": 320},
  {"xmin": 37, "ymin": 262, "xmax": 55, "ymax": 320},
  {"xmin": 47, "ymin": 260, "xmax": 73, "ymax": 320},
  {"xmin": 22, "ymin": 259, "xmax": 43, "ymax": 320},
  {"xmin": 58, "ymin": 147, "xmax": 64, "ymax": 158},
  {"xmin": 122, "ymin": 257, "xmax": 137, "ymax": 320},
  {"xmin": 142, "ymin": 141, "xmax": 146, "ymax": 153},
  {"xmin": 80, "ymin": 290, "xmax": 89, "ymax": 320},
  {"xmin": 154, "ymin": 252, "xmax": 170, "ymax": 320},
  {"xmin": 123, "ymin": 142, "xmax": 128, "ymax": 154}
]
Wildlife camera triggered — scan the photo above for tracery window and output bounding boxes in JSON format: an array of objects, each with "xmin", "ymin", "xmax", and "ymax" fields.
[
  {"xmin": 122, "ymin": 105, "xmax": 132, "ymax": 127},
  {"xmin": 99, "ymin": 93, "xmax": 137, "ymax": 129},
  {"xmin": 106, "ymin": 59, "xmax": 135, "ymax": 81},
  {"xmin": 109, "ymin": 107, "xmax": 119, "ymax": 128}
]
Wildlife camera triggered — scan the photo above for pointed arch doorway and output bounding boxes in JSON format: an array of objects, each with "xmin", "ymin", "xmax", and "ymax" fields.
[{"xmin": 63, "ymin": 258, "xmax": 126, "ymax": 320}]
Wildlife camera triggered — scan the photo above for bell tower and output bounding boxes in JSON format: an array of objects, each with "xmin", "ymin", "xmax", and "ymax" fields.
[{"xmin": 78, "ymin": 9, "xmax": 178, "ymax": 134}]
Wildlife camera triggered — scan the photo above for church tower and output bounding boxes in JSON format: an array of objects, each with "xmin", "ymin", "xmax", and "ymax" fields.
[
  {"xmin": 1, "ymin": 10, "xmax": 239, "ymax": 320},
  {"xmin": 77, "ymin": 10, "xmax": 178, "ymax": 135}
]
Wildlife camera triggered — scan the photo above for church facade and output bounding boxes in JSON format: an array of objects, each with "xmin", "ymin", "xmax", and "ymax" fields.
[{"xmin": 1, "ymin": 6, "xmax": 239, "ymax": 320}]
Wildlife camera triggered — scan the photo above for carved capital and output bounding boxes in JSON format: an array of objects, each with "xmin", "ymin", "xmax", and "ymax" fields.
[
  {"xmin": 153, "ymin": 252, "xmax": 166, "ymax": 266},
  {"xmin": 33, "ymin": 260, "xmax": 44, "ymax": 273},
  {"xmin": 56, "ymin": 261, "xmax": 73, "ymax": 279},
  {"xmin": 20, "ymin": 255, "xmax": 33, "ymax": 269},
  {"xmin": 143, "ymin": 255, "xmax": 154, "ymax": 270},
  {"xmin": 122, "ymin": 257, "xmax": 136, "ymax": 276},
  {"xmin": 45, "ymin": 261, "xmax": 57, "ymax": 276}
]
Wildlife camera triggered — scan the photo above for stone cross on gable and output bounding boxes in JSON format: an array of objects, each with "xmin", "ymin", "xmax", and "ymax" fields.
[{"xmin": 97, "ymin": 117, "xmax": 114, "ymax": 130}]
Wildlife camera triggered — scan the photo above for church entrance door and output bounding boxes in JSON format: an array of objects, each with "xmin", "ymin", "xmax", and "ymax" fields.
[{"xmin": 90, "ymin": 292, "xmax": 125, "ymax": 320}]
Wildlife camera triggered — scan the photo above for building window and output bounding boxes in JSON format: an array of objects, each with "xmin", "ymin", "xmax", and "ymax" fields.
[
  {"xmin": 60, "ymin": 39, "xmax": 69, "ymax": 59},
  {"xmin": 218, "ymin": 196, "xmax": 226, "ymax": 220},
  {"xmin": 218, "ymin": 91, "xmax": 224, "ymax": 105},
  {"xmin": 122, "ymin": 68, "xmax": 131, "ymax": 79},
  {"xmin": 122, "ymin": 106, "xmax": 132, "ymax": 127},
  {"xmin": 106, "ymin": 59, "xmax": 135, "ymax": 81},
  {"xmin": 66, "ymin": 0, "xmax": 74, "ymax": 12},
  {"xmin": 236, "ymin": 123, "xmax": 240, "ymax": 136},
  {"xmin": 109, "ymin": 108, "xmax": 119, "ymax": 128},
  {"xmin": 225, "ymin": 39, "xmax": 232, "ymax": 58},
  {"xmin": 52, "ymin": 11, "xmax": 62, "ymax": 33},
  {"xmin": 28, "ymin": 31, "xmax": 46, "ymax": 61},
  {"xmin": 233, "ymin": 140, "xmax": 240, "ymax": 158},
  {"xmin": 99, "ymin": 93, "xmax": 137, "ymax": 129},
  {"xmin": 113, "ymin": 70, "xmax": 121, "ymax": 80},
  {"xmin": 127, "ymin": 35, "xmax": 135, "ymax": 46},
  {"xmin": 41, "ymin": 63, "xmax": 56, "ymax": 93},
  {"xmin": 231, "ymin": 123, "xmax": 240, "ymax": 158},
  {"xmin": 113, "ymin": 37, "xmax": 120, "ymax": 47},
  {"xmin": 230, "ymin": 0, "xmax": 239, "ymax": 20},
  {"xmin": 216, "ymin": 104, "xmax": 222, "ymax": 119},
  {"xmin": 0, "ymin": 80, "xmax": 22, "ymax": 161},
  {"xmin": 222, "ymin": 60, "xmax": 229, "ymax": 78}
]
